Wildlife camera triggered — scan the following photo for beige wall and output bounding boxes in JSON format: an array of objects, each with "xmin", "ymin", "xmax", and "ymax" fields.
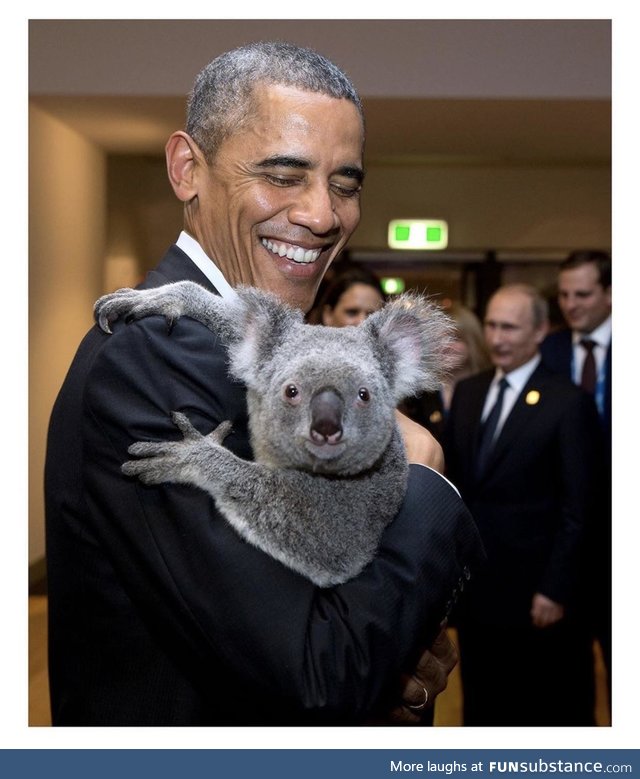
[
  {"xmin": 29, "ymin": 104, "xmax": 106, "ymax": 564},
  {"xmin": 353, "ymin": 163, "xmax": 611, "ymax": 250}
]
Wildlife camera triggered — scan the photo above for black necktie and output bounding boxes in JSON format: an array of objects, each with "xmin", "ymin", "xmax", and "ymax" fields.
[
  {"xmin": 580, "ymin": 339, "xmax": 597, "ymax": 394},
  {"xmin": 476, "ymin": 377, "xmax": 509, "ymax": 477}
]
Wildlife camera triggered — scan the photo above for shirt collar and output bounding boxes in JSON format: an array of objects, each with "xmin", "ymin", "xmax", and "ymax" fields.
[
  {"xmin": 572, "ymin": 315, "xmax": 612, "ymax": 349},
  {"xmin": 496, "ymin": 353, "xmax": 541, "ymax": 395},
  {"xmin": 176, "ymin": 231, "xmax": 237, "ymax": 301}
]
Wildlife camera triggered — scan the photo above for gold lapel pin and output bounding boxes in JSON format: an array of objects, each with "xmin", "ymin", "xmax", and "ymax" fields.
[
  {"xmin": 525, "ymin": 390, "xmax": 540, "ymax": 405},
  {"xmin": 429, "ymin": 410, "xmax": 443, "ymax": 424}
]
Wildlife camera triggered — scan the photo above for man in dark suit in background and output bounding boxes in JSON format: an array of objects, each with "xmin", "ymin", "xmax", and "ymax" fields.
[
  {"xmin": 540, "ymin": 250, "xmax": 612, "ymax": 708},
  {"xmin": 444, "ymin": 284, "xmax": 602, "ymax": 725},
  {"xmin": 44, "ymin": 42, "xmax": 482, "ymax": 726}
]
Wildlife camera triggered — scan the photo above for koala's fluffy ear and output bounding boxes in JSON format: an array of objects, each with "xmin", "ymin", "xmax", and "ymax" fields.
[
  {"xmin": 224, "ymin": 286, "xmax": 304, "ymax": 388},
  {"xmin": 363, "ymin": 293, "xmax": 458, "ymax": 402}
]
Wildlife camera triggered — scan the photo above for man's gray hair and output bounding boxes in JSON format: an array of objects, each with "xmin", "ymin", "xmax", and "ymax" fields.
[
  {"xmin": 494, "ymin": 283, "xmax": 549, "ymax": 329},
  {"xmin": 186, "ymin": 41, "xmax": 364, "ymax": 162}
]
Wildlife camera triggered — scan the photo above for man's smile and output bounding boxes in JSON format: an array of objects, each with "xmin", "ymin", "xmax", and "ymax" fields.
[{"xmin": 261, "ymin": 238, "xmax": 323, "ymax": 265}]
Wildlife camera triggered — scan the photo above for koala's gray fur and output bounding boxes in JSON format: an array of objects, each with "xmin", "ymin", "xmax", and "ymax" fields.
[{"xmin": 94, "ymin": 281, "xmax": 456, "ymax": 587}]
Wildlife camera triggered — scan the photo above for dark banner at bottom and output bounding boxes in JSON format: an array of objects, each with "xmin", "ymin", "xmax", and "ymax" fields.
[{"xmin": 0, "ymin": 750, "xmax": 638, "ymax": 778}]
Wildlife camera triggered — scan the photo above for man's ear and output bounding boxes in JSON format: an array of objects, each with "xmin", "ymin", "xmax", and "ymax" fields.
[
  {"xmin": 165, "ymin": 131, "xmax": 203, "ymax": 202},
  {"xmin": 534, "ymin": 320, "xmax": 550, "ymax": 345}
]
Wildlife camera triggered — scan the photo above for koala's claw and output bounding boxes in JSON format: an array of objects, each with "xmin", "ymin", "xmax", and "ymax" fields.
[
  {"xmin": 122, "ymin": 412, "xmax": 233, "ymax": 487},
  {"xmin": 210, "ymin": 420, "xmax": 233, "ymax": 443},
  {"xmin": 170, "ymin": 411, "xmax": 202, "ymax": 440},
  {"xmin": 122, "ymin": 455, "xmax": 177, "ymax": 485},
  {"xmin": 127, "ymin": 440, "xmax": 173, "ymax": 458},
  {"xmin": 94, "ymin": 286, "xmax": 189, "ymax": 335},
  {"xmin": 94, "ymin": 287, "xmax": 137, "ymax": 333}
]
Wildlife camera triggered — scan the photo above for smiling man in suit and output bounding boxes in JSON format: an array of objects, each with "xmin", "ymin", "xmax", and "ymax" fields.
[
  {"xmin": 540, "ymin": 250, "xmax": 612, "ymax": 711},
  {"xmin": 44, "ymin": 41, "xmax": 482, "ymax": 726},
  {"xmin": 444, "ymin": 283, "xmax": 602, "ymax": 726}
]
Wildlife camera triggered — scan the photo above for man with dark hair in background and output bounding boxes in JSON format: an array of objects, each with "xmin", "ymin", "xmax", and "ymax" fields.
[{"xmin": 540, "ymin": 250, "xmax": 612, "ymax": 710}]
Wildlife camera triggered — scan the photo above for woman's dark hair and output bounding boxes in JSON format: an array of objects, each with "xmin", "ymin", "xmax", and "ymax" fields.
[{"xmin": 317, "ymin": 266, "xmax": 384, "ymax": 312}]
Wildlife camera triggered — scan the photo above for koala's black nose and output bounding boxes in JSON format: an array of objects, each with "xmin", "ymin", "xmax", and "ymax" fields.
[{"xmin": 310, "ymin": 388, "xmax": 344, "ymax": 444}]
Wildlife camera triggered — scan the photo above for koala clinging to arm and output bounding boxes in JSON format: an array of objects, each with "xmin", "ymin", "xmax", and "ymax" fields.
[{"xmin": 94, "ymin": 281, "xmax": 456, "ymax": 587}]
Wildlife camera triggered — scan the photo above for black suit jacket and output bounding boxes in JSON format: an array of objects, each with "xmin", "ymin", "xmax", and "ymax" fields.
[
  {"xmin": 539, "ymin": 325, "xmax": 612, "ymax": 630},
  {"xmin": 443, "ymin": 362, "xmax": 601, "ymax": 628},
  {"xmin": 45, "ymin": 244, "xmax": 483, "ymax": 725},
  {"xmin": 540, "ymin": 327, "xmax": 611, "ymax": 454}
]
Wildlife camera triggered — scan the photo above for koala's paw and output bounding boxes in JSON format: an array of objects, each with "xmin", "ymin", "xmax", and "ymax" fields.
[
  {"xmin": 94, "ymin": 288, "xmax": 137, "ymax": 333},
  {"xmin": 122, "ymin": 412, "xmax": 232, "ymax": 487},
  {"xmin": 94, "ymin": 285, "xmax": 189, "ymax": 334}
]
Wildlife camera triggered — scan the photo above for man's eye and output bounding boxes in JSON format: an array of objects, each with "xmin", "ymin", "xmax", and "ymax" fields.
[
  {"xmin": 330, "ymin": 182, "xmax": 361, "ymax": 198},
  {"xmin": 265, "ymin": 175, "xmax": 298, "ymax": 187}
]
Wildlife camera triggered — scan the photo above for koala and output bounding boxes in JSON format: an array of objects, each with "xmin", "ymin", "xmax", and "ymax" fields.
[{"xmin": 94, "ymin": 281, "xmax": 456, "ymax": 587}]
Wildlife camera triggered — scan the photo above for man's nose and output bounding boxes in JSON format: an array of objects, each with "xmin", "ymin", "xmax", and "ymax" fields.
[
  {"xmin": 485, "ymin": 326, "xmax": 502, "ymax": 348},
  {"xmin": 287, "ymin": 185, "xmax": 339, "ymax": 234}
]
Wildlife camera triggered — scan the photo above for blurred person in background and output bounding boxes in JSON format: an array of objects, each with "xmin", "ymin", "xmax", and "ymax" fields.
[
  {"xmin": 306, "ymin": 264, "xmax": 385, "ymax": 326},
  {"xmin": 399, "ymin": 302, "xmax": 491, "ymax": 439},
  {"xmin": 540, "ymin": 249, "xmax": 612, "ymax": 709},
  {"xmin": 444, "ymin": 284, "xmax": 601, "ymax": 726}
]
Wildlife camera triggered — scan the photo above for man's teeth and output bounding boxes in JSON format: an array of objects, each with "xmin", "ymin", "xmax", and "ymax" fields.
[{"xmin": 261, "ymin": 239, "xmax": 322, "ymax": 264}]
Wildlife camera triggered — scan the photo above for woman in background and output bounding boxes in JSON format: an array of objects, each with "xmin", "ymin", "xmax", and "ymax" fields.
[
  {"xmin": 398, "ymin": 303, "xmax": 491, "ymax": 439},
  {"xmin": 307, "ymin": 265, "xmax": 385, "ymax": 326}
]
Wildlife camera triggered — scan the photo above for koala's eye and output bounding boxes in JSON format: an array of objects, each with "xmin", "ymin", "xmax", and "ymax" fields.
[
  {"xmin": 358, "ymin": 387, "xmax": 371, "ymax": 403},
  {"xmin": 283, "ymin": 383, "xmax": 301, "ymax": 405}
]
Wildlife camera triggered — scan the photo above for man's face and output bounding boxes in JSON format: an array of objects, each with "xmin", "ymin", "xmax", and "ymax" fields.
[
  {"xmin": 188, "ymin": 84, "xmax": 364, "ymax": 312},
  {"xmin": 557, "ymin": 263, "xmax": 611, "ymax": 334},
  {"xmin": 484, "ymin": 289, "xmax": 547, "ymax": 374}
]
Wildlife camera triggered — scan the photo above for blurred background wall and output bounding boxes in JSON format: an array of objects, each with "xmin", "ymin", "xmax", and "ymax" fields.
[{"xmin": 29, "ymin": 19, "xmax": 611, "ymax": 579}]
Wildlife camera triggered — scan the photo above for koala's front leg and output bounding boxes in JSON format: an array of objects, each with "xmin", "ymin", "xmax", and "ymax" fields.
[
  {"xmin": 122, "ymin": 412, "xmax": 242, "ymax": 494},
  {"xmin": 94, "ymin": 281, "xmax": 221, "ymax": 334}
]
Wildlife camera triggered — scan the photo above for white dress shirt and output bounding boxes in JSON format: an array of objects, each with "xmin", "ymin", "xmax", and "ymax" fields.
[
  {"xmin": 481, "ymin": 354, "xmax": 541, "ymax": 442},
  {"xmin": 571, "ymin": 315, "xmax": 611, "ymax": 385}
]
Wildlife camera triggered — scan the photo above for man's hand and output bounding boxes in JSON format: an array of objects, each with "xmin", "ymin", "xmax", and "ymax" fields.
[
  {"xmin": 530, "ymin": 593, "xmax": 564, "ymax": 628},
  {"xmin": 387, "ymin": 627, "xmax": 458, "ymax": 724},
  {"xmin": 395, "ymin": 410, "xmax": 445, "ymax": 473}
]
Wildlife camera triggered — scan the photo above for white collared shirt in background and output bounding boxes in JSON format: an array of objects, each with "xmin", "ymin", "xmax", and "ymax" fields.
[{"xmin": 571, "ymin": 315, "xmax": 612, "ymax": 385}]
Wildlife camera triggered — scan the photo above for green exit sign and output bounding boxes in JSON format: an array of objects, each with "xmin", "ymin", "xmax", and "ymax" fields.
[{"xmin": 388, "ymin": 219, "xmax": 448, "ymax": 250}]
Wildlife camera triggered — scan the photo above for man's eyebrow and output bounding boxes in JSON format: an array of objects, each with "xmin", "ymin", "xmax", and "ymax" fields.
[
  {"xmin": 255, "ymin": 155, "xmax": 311, "ymax": 170},
  {"xmin": 255, "ymin": 156, "xmax": 365, "ymax": 183}
]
